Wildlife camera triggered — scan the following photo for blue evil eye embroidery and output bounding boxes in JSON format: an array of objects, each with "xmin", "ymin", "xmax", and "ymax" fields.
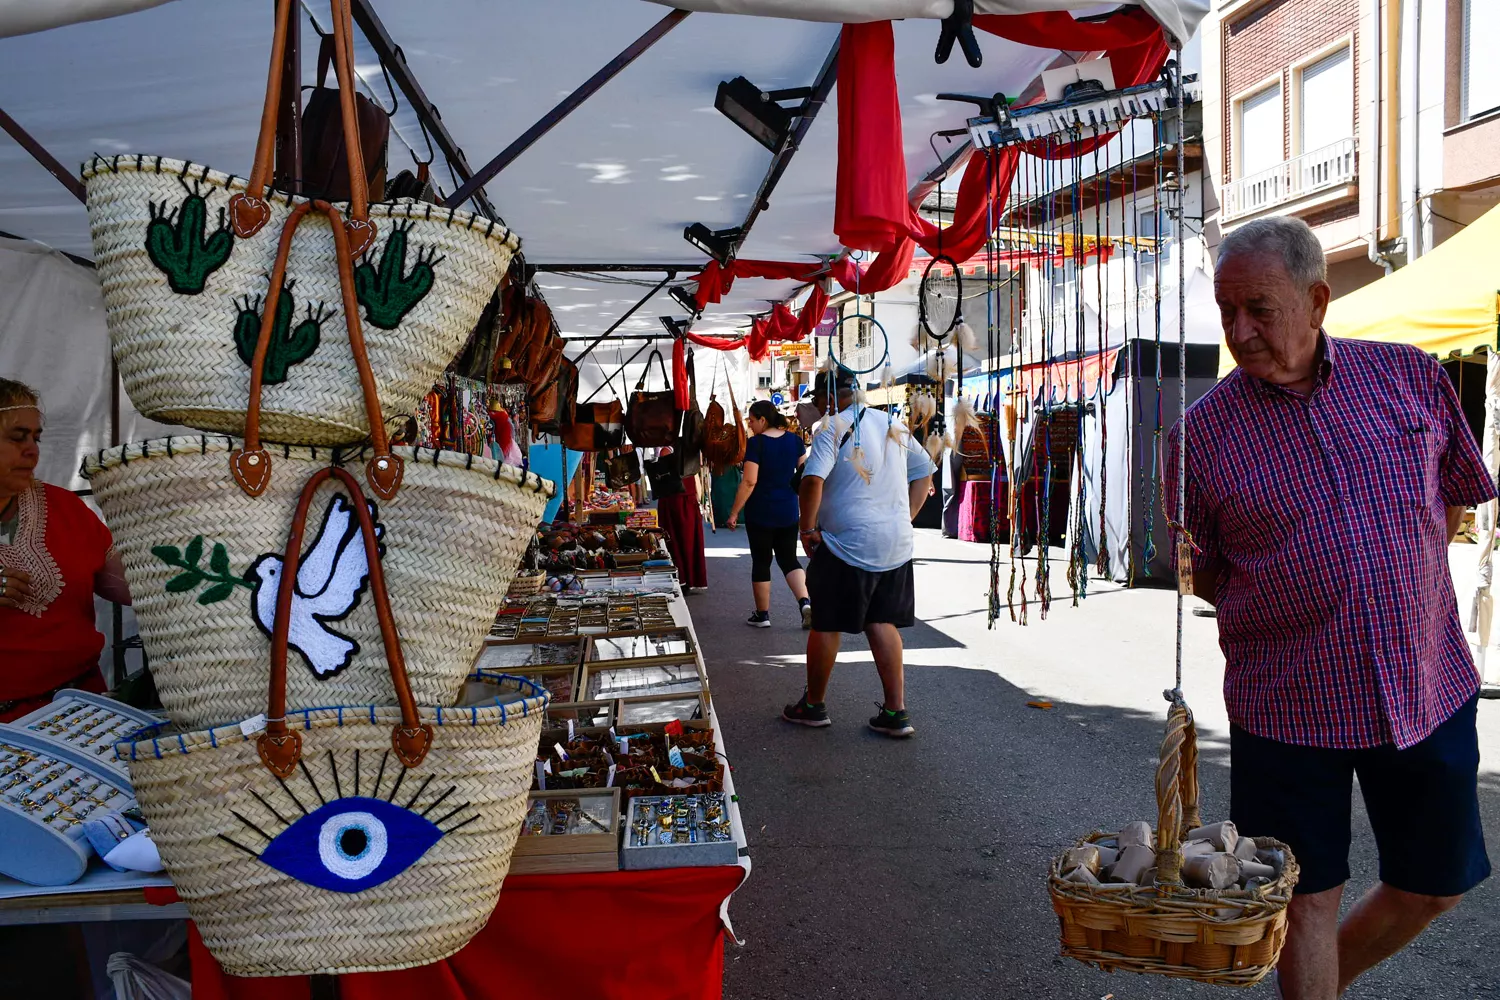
[{"xmin": 218, "ymin": 750, "xmax": 479, "ymax": 893}]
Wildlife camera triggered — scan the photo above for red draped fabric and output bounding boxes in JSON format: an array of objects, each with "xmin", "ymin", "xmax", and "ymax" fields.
[
  {"xmin": 149, "ymin": 867, "xmax": 744, "ymax": 1000},
  {"xmin": 685, "ymin": 7, "xmax": 1171, "ymax": 345}
]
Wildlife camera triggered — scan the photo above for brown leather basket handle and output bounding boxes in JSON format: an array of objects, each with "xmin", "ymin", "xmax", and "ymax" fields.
[
  {"xmin": 231, "ymin": 0, "xmax": 374, "ymax": 257},
  {"xmin": 231, "ymin": 198, "xmax": 404, "ymax": 500},
  {"xmin": 1152, "ymin": 699, "xmax": 1203, "ymax": 886},
  {"xmin": 258, "ymin": 465, "xmax": 432, "ymax": 778}
]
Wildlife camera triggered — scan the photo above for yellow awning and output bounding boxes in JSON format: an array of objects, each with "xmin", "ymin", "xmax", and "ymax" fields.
[{"xmin": 1218, "ymin": 203, "xmax": 1500, "ymax": 376}]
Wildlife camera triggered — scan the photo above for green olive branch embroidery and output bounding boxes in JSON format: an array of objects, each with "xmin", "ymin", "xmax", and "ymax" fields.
[{"xmin": 150, "ymin": 537, "xmax": 253, "ymax": 605}]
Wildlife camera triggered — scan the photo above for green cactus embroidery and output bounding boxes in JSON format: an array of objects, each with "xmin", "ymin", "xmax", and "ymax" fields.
[
  {"xmin": 151, "ymin": 536, "xmax": 254, "ymax": 605},
  {"xmin": 232, "ymin": 283, "xmax": 329, "ymax": 384},
  {"xmin": 353, "ymin": 221, "xmax": 443, "ymax": 329},
  {"xmin": 145, "ymin": 191, "xmax": 234, "ymax": 294}
]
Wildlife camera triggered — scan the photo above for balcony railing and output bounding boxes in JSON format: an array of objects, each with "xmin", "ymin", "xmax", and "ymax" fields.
[{"xmin": 1222, "ymin": 137, "xmax": 1357, "ymax": 219}]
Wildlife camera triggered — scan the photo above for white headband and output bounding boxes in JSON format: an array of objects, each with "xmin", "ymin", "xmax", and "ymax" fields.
[{"xmin": 0, "ymin": 404, "xmax": 39, "ymax": 413}]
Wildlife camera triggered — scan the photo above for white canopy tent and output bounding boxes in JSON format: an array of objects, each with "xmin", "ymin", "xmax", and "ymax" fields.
[{"xmin": 0, "ymin": 0, "xmax": 1206, "ymax": 353}]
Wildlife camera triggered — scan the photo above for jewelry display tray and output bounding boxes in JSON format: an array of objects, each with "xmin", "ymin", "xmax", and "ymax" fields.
[{"xmin": 0, "ymin": 719, "xmax": 141, "ymax": 887}]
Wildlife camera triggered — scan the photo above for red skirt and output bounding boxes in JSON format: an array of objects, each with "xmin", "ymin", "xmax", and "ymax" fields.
[{"xmin": 657, "ymin": 477, "xmax": 708, "ymax": 589}]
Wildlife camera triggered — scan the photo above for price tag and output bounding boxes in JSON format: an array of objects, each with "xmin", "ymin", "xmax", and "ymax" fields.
[
  {"xmin": 567, "ymin": 719, "xmax": 575, "ymax": 740},
  {"xmin": 620, "ymin": 737, "xmax": 630, "ymax": 755},
  {"xmin": 650, "ymin": 766, "xmax": 663, "ymax": 783},
  {"xmin": 535, "ymin": 761, "xmax": 547, "ymax": 790},
  {"xmin": 667, "ymin": 743, "xmax": 685, "ymax": 768},
  {"xmin": 553, "ymin": 742, "xmax": 569, "ymax": 762},
  {"xmin": 606, "ymin": 763, "xmax": 617, "ymax": 788},
  {"xmin": 239, "ymin": 714, "xmax": 267, "ymax": 737}
]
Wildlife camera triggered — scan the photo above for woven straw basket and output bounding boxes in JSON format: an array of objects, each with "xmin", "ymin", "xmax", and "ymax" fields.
[
  {"xmin": 121, "ymin": 468, "xmax": 549, "ymax": 976},
  {"xmin": 82, "ymin": 435, "xmax": 553, "ymax": 730},
  {"xmin": 83, "ymin": 156, "xmax": 516, "ymax": 445},
  {"xmin": 81, "ymin": 0, "xmax": 518, "ymax": 445},
  {"xmin": 1048, "ymin": 701, "xmax": 1300, "ymax": 986}
]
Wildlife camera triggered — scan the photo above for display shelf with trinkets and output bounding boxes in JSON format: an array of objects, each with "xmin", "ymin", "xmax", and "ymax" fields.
[
  {"xmin": 466, "ymin": 639, "xmax": 587, "ymax": 704},
  {"xmin": 0, "ymin": 727, "xmax": 140, "ymax": 887},
  {"xmin": 580, "ymin": 630, "xmax": 706, "ymax": 706},
  {"xmin": 511, "ymin": 788, "xmax": 622, "ymax": 875},
  {"xmin": 545, "ymin": 700, "xmax": 616, "ymax": 732},
  {"xmin": 486, "ymin": 593, "xmax": 680, "ymax": 642},
  {"xmin": 621, "ymin": 794, "xmax": 738, "ymax": 870},
  {"xmin": 533, "ymin": 721, "xmax": 720, "ymax": 799},
  {"xmin": 615, "ymin": 692, "xmax": 710, "ymax": 727},
  {"xmin": 7, "ymin": 692, "xmax": 159, "ymax": 778}
]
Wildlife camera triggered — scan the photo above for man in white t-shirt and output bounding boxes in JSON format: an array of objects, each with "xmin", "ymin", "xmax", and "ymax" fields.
[{"xmin": 782, "ymin": 367, "xmax": 935, "ymax": 737}]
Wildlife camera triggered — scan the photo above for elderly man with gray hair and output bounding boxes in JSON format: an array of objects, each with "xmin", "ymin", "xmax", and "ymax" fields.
[{"xmin": 1164, "ymin": 216, "xmax": 1494, "ymax": 998}]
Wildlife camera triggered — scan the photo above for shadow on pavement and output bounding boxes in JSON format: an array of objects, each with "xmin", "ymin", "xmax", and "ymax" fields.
[{"xmin": 694, "ymin": 532, "xmax": 1500, "ymax": 1000}]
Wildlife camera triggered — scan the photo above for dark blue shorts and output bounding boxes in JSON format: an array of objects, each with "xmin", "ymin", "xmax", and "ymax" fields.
[{"xmin": 1230, "ymin": 695, "xmax": 1490, "ymax": 897}]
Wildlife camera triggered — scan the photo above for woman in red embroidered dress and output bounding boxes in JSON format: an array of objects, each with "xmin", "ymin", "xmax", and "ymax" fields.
[{"xmin": 0, "ymin": 378, "xmax": 132, "ymax": 722}]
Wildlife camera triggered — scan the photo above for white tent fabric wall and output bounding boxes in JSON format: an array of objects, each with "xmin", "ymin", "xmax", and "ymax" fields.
[{"xmin": 0, "ymin": 235, "xmax": 180, "ymax": 683}]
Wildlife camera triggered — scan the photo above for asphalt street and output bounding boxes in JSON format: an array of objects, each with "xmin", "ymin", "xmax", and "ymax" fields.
[{"xmin": 695, "ymin": 527, "xmax": 1500, "ymax": 1000}]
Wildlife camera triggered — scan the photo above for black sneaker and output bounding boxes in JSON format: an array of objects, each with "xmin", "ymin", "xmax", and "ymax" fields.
[
  {"xmin": 868, "ymin": 705, "xmax": 914, "ymax": 738},
  {"xmin": 746, "ymin": 610, "xmax": 771, "ymax": 628},
  {"xmin": 799, "ymin": 600, "xmax": 813, "ymax": 630},
  {"xmin": 782, "ymin": 692, "xmax": 831, "ymax": 727}
]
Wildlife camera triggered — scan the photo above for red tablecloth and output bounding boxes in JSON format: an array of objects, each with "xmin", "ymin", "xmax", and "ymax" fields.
[{"xmin": 146, "ymin": 866, "xmax": 744, "ymax": 1000}]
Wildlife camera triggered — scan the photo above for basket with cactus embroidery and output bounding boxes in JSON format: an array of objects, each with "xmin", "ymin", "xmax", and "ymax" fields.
[
  {"xmin": 81, "ymin": 0, "xmax": 518, "ymax": 446},
  {"xmin": 120, "ymin": 467, "xmax": 550, "ymax": 977}
]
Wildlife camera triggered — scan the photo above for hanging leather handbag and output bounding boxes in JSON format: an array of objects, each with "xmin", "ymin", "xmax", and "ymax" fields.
[
  {"xmin": 624, "ymin": 350, "xmax": 676, "ymax": 447},
  {"xmin": 603, "ymin": 448, "xmax": 642, "ymax": 488},
  {"xmin": 673, "ymin": 350, "xmax": 705, "ymax": 478},
  {"xmin": 531, "ymin": 356, "xmax": 576, "ymax": 436},
  {"xmin": 301, "ymin": 33, "xmax": 389, "ymax": 203},
  {"xmin": 563, "ymin": 400, "xmax": 625, "ymax": 451},
  {"xmin": 644, "ymin": 454, "xmax": 685, "ymax": 498}
]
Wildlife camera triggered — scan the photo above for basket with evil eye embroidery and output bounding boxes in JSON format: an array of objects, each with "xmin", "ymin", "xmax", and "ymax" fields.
[
  {"xmin": 120, "ymin": 466, "xmax": 550, "ymax": 977},
  {"xmin": 81, "ymin": 0, "xmax": 518, "ymax": 446},
  {"xmin": 82, "ymin": 434, "xmax": 552, "ymax": 731}
]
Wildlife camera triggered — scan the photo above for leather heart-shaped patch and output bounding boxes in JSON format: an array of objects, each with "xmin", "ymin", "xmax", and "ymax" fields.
[
  {"xmin": 229, "ymin": 193, "xmax": 272, "ymax": 239},
  {"xmin": 345, "ymin": 219, "xmax": 377, "ymax": 259},
  {"xmin": 229, "ymin": 448, "xmax": 272, "ymax": 497},
  {"xmin": 392, "ymin": 724, "xmax": 434, "ymax": 768},
  {"xmin": 366, "ymin": 453, "xmax": 404, "ymax": 500},
  {"xmin": 257, "ymin": 731, "xmax": 302, "ymax": 778}
]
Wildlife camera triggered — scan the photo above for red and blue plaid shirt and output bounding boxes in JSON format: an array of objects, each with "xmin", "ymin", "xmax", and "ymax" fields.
[{"xmin": 1168, "ymin": 335, "xmax": 1496, "ymax": 749}]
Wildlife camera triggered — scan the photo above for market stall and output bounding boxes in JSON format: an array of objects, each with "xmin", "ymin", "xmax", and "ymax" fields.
[{"xmin": 0, "ymin": 0, "xmax": 1220, "ymax": 992}]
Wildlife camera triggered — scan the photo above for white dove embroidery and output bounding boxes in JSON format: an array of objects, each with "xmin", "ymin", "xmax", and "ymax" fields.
[{"xmin": 246, "ymin": 494, "xmax": 386, "ymax": 679}]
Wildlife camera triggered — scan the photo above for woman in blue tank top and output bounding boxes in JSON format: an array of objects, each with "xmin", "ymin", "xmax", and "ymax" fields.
[{"xmin": 725, "ymin": 400, "xmax": 811, "ymax": 629}]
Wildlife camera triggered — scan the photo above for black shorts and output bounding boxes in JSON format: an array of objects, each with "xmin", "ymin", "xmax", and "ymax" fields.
[
  {"xmin": 805, "ymin": 545, "xmax": 914, "ymax": 634},
  {"xmin": 1230, "ymin": 696, "xmax": 1490, "ymax": 897}
]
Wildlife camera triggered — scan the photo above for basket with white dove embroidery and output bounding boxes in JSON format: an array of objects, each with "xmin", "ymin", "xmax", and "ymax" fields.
[
  {"xmin": 120, "ymin": 466, "xmax": 549, "ymax": 977},
  {"xmin": 82, "ymin": 0, "xmax": 518, "ymax": 445},
  {"xmin": 82, "ymin": 436, "xmax": 552, "ymax": 731}
]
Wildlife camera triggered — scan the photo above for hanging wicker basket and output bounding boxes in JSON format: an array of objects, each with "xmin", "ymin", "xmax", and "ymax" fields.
[
  {"xmin": 1048, "ymin": 701, "xmax": 1300, "ymax": 986},
  {"xmin": 82, "ymin": 436, "xmax": 552, "ymax": 731},
  {"xmin": 121, "ymin": 467, "xmax": 548, "ymax": 977},
  {"xmin": 81, "ymin": 0, "xmax": 518, "ymax": 446}
]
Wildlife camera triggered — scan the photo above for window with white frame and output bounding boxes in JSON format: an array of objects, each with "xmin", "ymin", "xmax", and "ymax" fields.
[
  {"xmin": 1236, "ymin": 83, "xmax": 1283, "ymax": 178},
  {"xmin": 1465, "ymin": 0, "xmax": 1500, "ymax": 120},
  {"xmin": 1297, "ymin": 46, "xmax": 1352, "ymax": 154}
]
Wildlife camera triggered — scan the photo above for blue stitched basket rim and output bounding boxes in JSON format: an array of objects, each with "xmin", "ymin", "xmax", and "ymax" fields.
[{"xmin": 116, "ymin": 672, "xmax": 549, "ymax": 762}]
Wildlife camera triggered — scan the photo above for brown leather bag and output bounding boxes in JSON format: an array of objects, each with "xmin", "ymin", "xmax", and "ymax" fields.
[
  {"xmin": 531, "ymin": 357, "xmax": 576, "ymax": 435},
  {"xmin": 562, "ymin": 400, "xmax": 625, "ymax": 451},
  {"xmin": 701, "ymin": 378, "xmax": 746, "ymax": 474},
  {"xmin": 624, "ymin": 349, "xmax": 676, "ymax": 448},
  {"xmin": 301, "ymin": 34, "xmax": 389, "ymax": 203}
]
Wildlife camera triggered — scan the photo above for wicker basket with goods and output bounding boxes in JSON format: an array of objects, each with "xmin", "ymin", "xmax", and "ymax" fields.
[{"xmin": 1048, "ymin": 700, "xmax": 1299, "ymax": 986}]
